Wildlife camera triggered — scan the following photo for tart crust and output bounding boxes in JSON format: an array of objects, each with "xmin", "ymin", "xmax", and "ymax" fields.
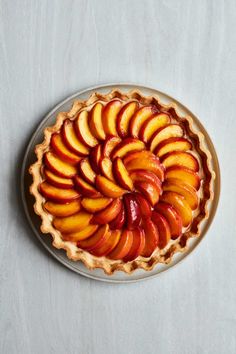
[{"xmin": 29, "ymin": 89, "xmax": 214, "ymax": 275}]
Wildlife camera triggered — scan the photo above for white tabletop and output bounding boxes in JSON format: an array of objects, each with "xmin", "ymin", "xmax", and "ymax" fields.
[{"xmin": 0, "ymin": 1, "xmax": 235, "ymax": 353}]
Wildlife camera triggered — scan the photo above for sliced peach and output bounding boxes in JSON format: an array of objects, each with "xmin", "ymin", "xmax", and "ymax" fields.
[
  {"xmin": 154, "ymin": 137, "xmax": 192, "ymax": 157},
  {"xmin": 40, "ymin": 182, "xmax": 80, "ymax": 203},
  {"xmin": 151, "ymin": 211, "xmax": 171, "ymax": 249},
  {"xmin": 155, "ymin": 202, "xmax": 182, "ymax": 239},
  {"xmin": 102, "ymin": 100, "xmax": 122, "ymax": 136},
  {"xmin": 44, "ymin": 168, "xmax": 74, "ymax": 189},
  {"xmin": 129, "ymin": 105, "xmax": 158, "ymax": 138},
  {"xmin": 51, "ymin": 133, "xmax": 81, "ymax": 164},
  {"xmin": 78, "ymin": 224, "xmax": 110, "ymax": 251},
  {"xmin": 92, "ymin": 230, "xmax": 121, "ymax": 257},
  {"xmin": 109, "ymin": 202, "xmax": 125, "ymax": 230},
  {"xmin": 95, "ymin": 175, "xmax": 126, "ymax": 198},
  {"xmin": 161, "ymin": 151, "xmax": 199, "ymax": 171},
  {"xmin": 141, "ymin": 219, "xmax": 159, "ymax": 257},
  {"xmin": 123, "ymin": 228, "xmax": 145, "ymax": 262},
  {"xmin": 111, "ymin": 138, "xmax": 145, "ymax": 159},
  {"xmin": 133, "ymin": 193, "xmax": 152, "ymax": 218},
  {"xmin": 123, "ymin": 193, "xmax": 141, "ymax": 230},
  {"xmin": 113, "ymin": 157, "xmax": 133, "ymax": 191},
  {"xmin": 91, "ymin": 198, "xmax": 122, "ymax": 224},
  {"xmin": 102, "ymin": 136, "xmax": 121, "ymax": 157},
  {"xmin": 107, "ymin": 229, "xmax": 133, "ymax": 260},
  {"xmin": 150, "ymin": 124, "xmax": 183, "ymax": 152},
  {"xmin": 129, "ymin": 169, "xmax": 162, "ymax": 189},
  {"xmin": 78, "ymin": 158, "xmax": 96, "ymax": 185},
  {"xmin": 163, "ymin": 178, "xmax": 198, "ymax": 209},
  {"xmin": 100, "ymin": 157, "xmax": 115, "ymax": 181},
  {"xmin": 125, "ymin": 156, "xmax": 164, "ymax": 182},
  {"xmin": 44, "ymin": 151, "xmax": 77, "ymax": 178},
  {"xmin": 134, "ymin": 181, "xmax": 160, "ymax": 207},
  {"xmin": 89, "ymin": 102, "xmax": 106, "ymax": 140},
  {"xmin": 74, "ymin": 176, "xmax": 101, "ymax": 198},
  {"xmin": 117, "ymin": 101, "xmax": 139, "ymax": 137},
  {"xmin": 62, "ymin": 224, "xmax": 98, "ymax": 242},
  {"xmin": 62, "ymin": 119, "xmax": 89, "ymax": 155},
  {"xmin": 165, "ymin": 166, "xmax": 201, "ymax": 190},
  {"xmin": 123, "ymin": 150, "xmax": 154, "ymax": 165},
  {"xmin": 81, "ymin": 197, "xmax": 112, "ymax": 213},
  {"xmin": 89, "ymin": 144, "xmax": 102, "ymax": 174},
  {"xmin": 139, "ymin": 113, "xmax": 170, "ymax": 142},
  {"xmin": 74, "ymin": 110, "xmax": 98, "ymax": 147},
  {"xmin": 53, "ymin": 211, "xmax": 92, "ymax": 233},
  {"xmin": 44, "ymin": 200, "xmax": 81, "ymax": 217},
  {"xmin": 160, "ymin": 191, "xmax": 192, "ymax": 227}
]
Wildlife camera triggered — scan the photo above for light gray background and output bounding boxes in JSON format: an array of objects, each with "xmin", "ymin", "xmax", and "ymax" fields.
[{"xmin": 0, "ymin": 1, "xmax": 235, "ymax": 353}]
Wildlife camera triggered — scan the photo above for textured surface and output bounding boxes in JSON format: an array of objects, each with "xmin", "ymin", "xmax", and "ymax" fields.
[{"xmin": 0, "ymin": 1, "xmax": 235, "ymax": 353}]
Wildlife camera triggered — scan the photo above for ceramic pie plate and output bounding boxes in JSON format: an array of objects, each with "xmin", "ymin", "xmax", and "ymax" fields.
[{"xmin": 21, "ymin": 83, "xmax": 220, "ymax": 283}]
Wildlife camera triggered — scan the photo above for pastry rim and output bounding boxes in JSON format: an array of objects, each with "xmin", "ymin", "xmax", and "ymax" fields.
[{"xmin": 29, "ymin": 89, "xmax": 215, "ymax": 275}]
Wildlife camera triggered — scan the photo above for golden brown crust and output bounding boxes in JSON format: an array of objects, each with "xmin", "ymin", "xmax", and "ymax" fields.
[{"xmin": 29, "ymin": 89, "xmax": 215, "ymax": 275}]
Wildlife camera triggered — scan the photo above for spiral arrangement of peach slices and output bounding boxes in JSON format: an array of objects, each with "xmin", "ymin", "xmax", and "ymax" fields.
[{"xmin": 39, "ymin": 99, "xmax": 201, "ymax": 261}]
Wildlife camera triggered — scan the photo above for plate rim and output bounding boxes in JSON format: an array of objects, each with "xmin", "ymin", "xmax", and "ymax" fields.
[{"xmin": 21, "ymin": 82, "xmax": 221, "ymax": 283}]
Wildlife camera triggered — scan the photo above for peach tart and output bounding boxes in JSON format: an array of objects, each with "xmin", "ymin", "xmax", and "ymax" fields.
[{"xmin": 29, "ymin": 89, "xmax": 214, "ymax": 274}]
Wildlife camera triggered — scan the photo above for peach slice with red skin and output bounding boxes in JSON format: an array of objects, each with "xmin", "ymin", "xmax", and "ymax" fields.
[
  {"xmin": 78, "ymin": 158, "xmax": 96, "ymax": 184},
  {"xmin": 92, "ymin": 230, "xmax": 121, "ymax": 257},
  {"xmin": 134, "ymin": 181, "xmax": 160, "ymax": 207},
  {"xmin": 129, "ymin": 105, "xmax": 158, "ymax": 138},
  {"xmin": 165, "ymin": 166, "xmax": 201, "ymax": 190},
  {"xmin": 141, "ymin": 218, "xmax": 159, "ymax": 257},
  {"xmin": 74, "ymin": 176, "xmax": 101, "ymax": 198},
  {"xmin": 139, "ymin": 113, "xmax": 170, "ymax": 143},
  {"xmin": 123, "ymin": 150, "xmax": 154, "ymax": 165},
  {"xmin": 44, "ymin": 151, "xmax": 77, "ymax": 178},
  {"xmin": 113, "ymin": 157, "xmax": 133, "ymax": 191},
  {"xmin": 81, "ymin": 197, "xmax": 112, "ymax": 213},
  {"xmin": 89, "ymin": 102, "xmax": 106, "ymax": 140},
  {"xmin": 44, "ymin": 168, "xmax": 74, "ymax": 189},
  {"xmin": 107, "ymin": 229, "xmax": 133, "ymax": 260},
  {"xmin": 123, "ymin": 193, "xmax": 141, "ymax": 230},
  {"xmin": 123, "ymin": 228, "xmax": 145, "ymax": 262},
  {"xmin": 111, "ymin": 138, "xmax": 145, "ymax": 159},
  {"xmin": 91, "ymin": 198, "xmax": 122, "ymax": 224},
  {"xmin": 117, "ymin": 101, "xmax": 139, "ymax": 137},
  {"xmin": 74, "ymin": 110, "xmax": 98, "ymax": 147},
  {"xmin": 40, "ymin": 182, "xmax": 80, "ymax": 203},
  {"xmin": 129, "ymin": 169, "xmax": 162, "ymax": 190},
  {"xmin": 154, "ymin": 137, "xmax": 192, "ymax": 157},
  {"xmin": 151, "ymin": 211, "xmax": 171, "ymax": 249},
  {"xmin": 125, "ymin": 156, "xmax": 164, "ymax": 182},
  {"xmin": 53, "ymin": 211, "xmax": 92, "ymax": 233},
  {"xmin": 62, "ymin": 119, "xmax": 89, "ymax": 156},
  {"xmin": 100, "ymin": 157, "xmax": 115, "ymax": 181},
  {"xmin": 95, "ymin": 175, "xmax": 126, "ymax": 198},
  {"xmin": 89, "ymin": 144, "xmax": 102, "ymax": 174},
  {"xmin": 102, "ymin": 136, "xmax": 122, "ymax": 157},
  {"xmin": 161, "ymin": 151, "xmax": 199, "ymax": 172},
  {"xmin": 150, "ymin": 124, "xmax": 184, "ymax": 152},
  {"xmin": 155, "ymin": 202, "xmax": 182, "ymax": 239},
  {"xmin": 62, "ymin": 224, "xmax": 98, "ymax": 242},
  {"xmin": 102, "ymin": 100, "xmax": 122, "ymax": 136},
  {"xmin": 163, "ymin": 178, "xmax": 198, "ymax": 209},
  {"xmin": 109, "ymin": 202, "xmax": 125, "ymax": 230},
  {"xmin": 133, "ymin": 193, "xmax": 152, "ymax": 218},
  {"xmin": 160, "ymin": 191, "xmax": 192, "ymax": 227},
  {"xmin": 78, "ymin": 224, "xmax": 110, "ymax": 251},
  {"xmin": 44, "ymin": 200, "xmax": 81, "ymax": 217},
  {"xmin": 51, "ymin": 133, "xmax": 81, "ymax": 164}
]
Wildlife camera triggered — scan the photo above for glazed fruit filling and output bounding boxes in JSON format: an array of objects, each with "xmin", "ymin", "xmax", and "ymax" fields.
[{"xmin": 39, "ymin": 100, "xmax": 201, "ymax": 261}]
